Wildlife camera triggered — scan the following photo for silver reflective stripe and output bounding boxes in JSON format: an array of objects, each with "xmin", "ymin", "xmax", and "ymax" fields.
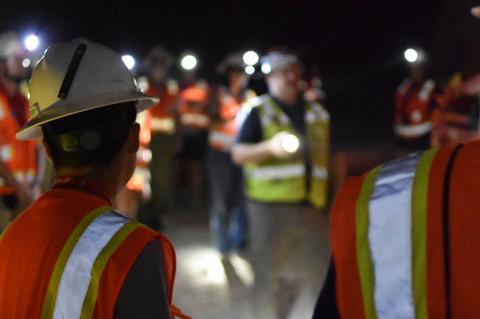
[
  {"xmin": 208, "ymin": 131, "xmax": 236, "ymax": 148},
  {"xmin": 312, "ymin": 166, "xmax": 328, "ymax": 179},
  {"xmin": 369, "ymin": 152, "xmax": 421, "ymax": 318},
  {"xmin": 418, "ymin": 79, "xmax": 435, "ymax": 102},
  {"xmin": 53, "ymin": 211, "xmax": 130, "ymax": 319},
  {"xmin": 180, "ymin": 113, "xmax": 210, "ymax": 127},
  {"xmin": 0, "ymin": 145, "xmax": 12, "ymax": 161},
  {"xmin": 249, "ymin": 163, "xmax": 304, "ymax": 179},
  {"xmin": 394, "ymin": 122, "xmax": 432, "ymax": 138}
]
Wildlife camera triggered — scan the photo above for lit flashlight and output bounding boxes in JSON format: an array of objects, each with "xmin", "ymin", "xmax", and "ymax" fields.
[{"xmin": 280, "ymin": 133, "xmax": 300, "ymax": 153}]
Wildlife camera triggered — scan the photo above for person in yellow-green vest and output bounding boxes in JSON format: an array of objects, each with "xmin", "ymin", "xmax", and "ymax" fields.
[{"xmin": 232, "ymin": 50, "xmax": 331, "ymax": 319}]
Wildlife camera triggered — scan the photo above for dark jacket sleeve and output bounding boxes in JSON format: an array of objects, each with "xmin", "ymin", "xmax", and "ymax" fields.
[
  {"xmin": 312, "ymin": 259, "xmax": 340, "ymax": 319},
  {"xmin": 114, "ymin": 238, "xmax": 171, "ymax": 319}
]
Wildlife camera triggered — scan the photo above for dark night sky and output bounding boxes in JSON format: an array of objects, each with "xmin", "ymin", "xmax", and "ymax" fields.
[{"xmin": 2, "ymin": 0, "xmax": 477, "ymax": 147}]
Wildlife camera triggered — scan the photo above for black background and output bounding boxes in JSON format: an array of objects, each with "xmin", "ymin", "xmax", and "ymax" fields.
[{"xmin": 2, "ymin": 0, "xmax": 480, "ymax": 148}]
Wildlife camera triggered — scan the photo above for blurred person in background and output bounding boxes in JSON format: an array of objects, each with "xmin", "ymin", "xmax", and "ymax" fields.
[
  {"xmin": 175, "ymin": 81, "xmax": 210, "ymax": 211},
  {"xmin": 232, "ymin": 50, "xmax": 330, "ymax": 319},
  {"xmin": 116, "ymin": 110, "xmax": 153, "ymax": 218},
  {"xmin": 0, "ymin": 31, "xmax": 38, "ymax": 228},
  {"xmin": 136, "ymin": 46, "xmax": 179, "ymax": 229},
  {"xmin": 206, "ymin": 52, "xmax": 256, "ymax": 257},
  {"xmin": 394, "ymin": 48, "xmax": 437, "ymax": 154}
]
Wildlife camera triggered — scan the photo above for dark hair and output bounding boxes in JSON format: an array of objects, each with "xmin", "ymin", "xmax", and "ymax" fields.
[{"xmin": 42, "ymin": 102, "xmax": 137, "ymax": 169}]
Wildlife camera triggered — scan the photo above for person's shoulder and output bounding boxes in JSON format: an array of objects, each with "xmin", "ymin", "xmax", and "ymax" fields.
[
  {"xmin": 307, "ymin": 100, "xmax": 330, "ymax": 122},
  {"xmin": 243, "ymin": 94, "xmax": 268, "ymax": 109}
]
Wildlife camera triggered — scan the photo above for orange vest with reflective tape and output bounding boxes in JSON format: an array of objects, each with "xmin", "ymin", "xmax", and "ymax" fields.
[
  {"xmin": 331, "ymin": 140, "xmax": 480, "ymax": 318},
  {"xmin": 208, "ymin": 88, "xmax": 252, "ymax": 151},
  {"xmin": 0, "ymin": 88, "xmax": 37, "ymax": 195},
  {"xmin": 394, "ymin": 79, "xmax": 436, "ymax": 139},
  {"xmin": 146, "ymin": 83, "xmax": 178, "ymax": 134},
  {"xmin": 178, "ymin": 85, "xmax": 210, "ymax": 130},
  {"xmin": 0, "ymin": 189, "xmax": 189, "ymax": 318}
]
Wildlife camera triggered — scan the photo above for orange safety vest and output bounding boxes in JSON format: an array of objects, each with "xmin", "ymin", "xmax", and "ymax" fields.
[
  {"xmin": 0, "ymin": 87, "xmax": 37, "ymax": 195},
  {"xmin": 331, "ymin": 140, "xmax": 480, "ymax": 318},
  {"xmin": 208, "ymin": 88, "xmax": 253, "ymax": 152},
  {"xmin": 146, "ymin": 83, "xmax": 178, "ymax": 134},
  {"xmin": 0, "ymin": 188, "xmax": 189, "ymax": 318},
  {"xmin": 127, "ymin": 111, "xmax": 152, "ymax": 193},
  {"xmin": 178, "ymin": 85, "xmax": 210, "ymax": 130},
  {"xmin": 394, "ymin": 79, "xmax": 436, "ymax": 140}
]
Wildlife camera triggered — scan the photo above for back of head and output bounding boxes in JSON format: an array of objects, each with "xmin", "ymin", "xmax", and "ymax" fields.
[
  {"xmin": 16, "ymin": 38, "xmax": 158, "ymax": 169},
  {"xmin": 42, "ymin": 102, "xmax": 136, "ymax": 170}
]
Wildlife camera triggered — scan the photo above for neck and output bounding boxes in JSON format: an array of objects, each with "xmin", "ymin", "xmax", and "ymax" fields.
[
  {"xmin": 271, "ymin": 92, "xmax": 299, "ymax": 107},
  {"xmin": 56, "ymin": 164, "xmax": 123, "ymax": 205}
]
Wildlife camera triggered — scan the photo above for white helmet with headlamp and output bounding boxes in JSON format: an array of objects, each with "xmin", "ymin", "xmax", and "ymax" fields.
[{"xmin": 17, "ymin": 38, "xmax": 158, "ymax": 140}]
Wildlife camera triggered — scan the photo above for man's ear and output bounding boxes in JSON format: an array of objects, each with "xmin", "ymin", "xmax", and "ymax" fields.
[{"xmin": 126, "ymin": 123, "xmax": 140, "ymax": 154}]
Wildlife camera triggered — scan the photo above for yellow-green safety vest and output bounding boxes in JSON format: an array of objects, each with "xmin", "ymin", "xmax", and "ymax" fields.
[{"xmin": 244, "ymin": 95, "xmax": 329, "ymax": 208}]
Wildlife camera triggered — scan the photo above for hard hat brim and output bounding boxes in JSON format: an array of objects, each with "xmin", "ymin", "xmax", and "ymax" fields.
[{"xmin": 16, "ymin": 90, "xmax": 159, "ymax": 140}]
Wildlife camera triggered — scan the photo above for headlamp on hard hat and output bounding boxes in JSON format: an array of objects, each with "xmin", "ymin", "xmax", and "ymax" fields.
[{"xmin": 260, "ymin": 52, "xmax": 299, "ymax": 75}]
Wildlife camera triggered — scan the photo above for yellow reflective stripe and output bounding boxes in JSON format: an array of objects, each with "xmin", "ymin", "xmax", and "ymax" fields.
[
  {"xmin": 80, "ymin": 221, "xmax": 143, "ymax": 319},
  {"xmin": 412, "ymin": 149, "xmax": 437, "ymax": 319},
  {"xmin": 41, "ymin": 205, "xmax": 112, "ymax": 319},
  {"xmin": 356, "ymin": 167, "xmax": 380, "ymax": 319}
]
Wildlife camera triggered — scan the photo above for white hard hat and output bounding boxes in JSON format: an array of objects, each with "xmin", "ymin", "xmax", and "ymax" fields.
[
  {"xmin": 17, "ymin": 38, "xmax": 158, "ymax": 140},
  {"xmin": 261, "ymin": 51, "xmax": 299, "ymax": 74},
  {"xmin": 0, "ymin": 31, "xmax": 26, "ymax": 59}
]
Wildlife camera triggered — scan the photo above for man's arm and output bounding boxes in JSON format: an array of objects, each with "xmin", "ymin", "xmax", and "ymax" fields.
[{"xmin": 114, "ymin": 238, "xmax": 171, "ymax": 319}]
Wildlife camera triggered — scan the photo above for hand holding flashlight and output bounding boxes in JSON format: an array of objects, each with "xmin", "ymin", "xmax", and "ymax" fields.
[{"xmin": 268, "ymin": 131, "xmax": 300, "ymax": 159}]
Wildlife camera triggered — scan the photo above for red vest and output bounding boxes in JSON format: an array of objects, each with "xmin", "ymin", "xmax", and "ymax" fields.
[
  {"xmin": 0, "ymin": 87, "xmax": 37, "ymax": 195},
  {"xmin": 394, "ymin": 79, "xmax": 436, "ymax": 140},
  {"xmin": 332, "ymin": 140, "xmax": 480, "ymax": 318},
  {"xmin": 208, "ymin": 88, "xmax": 249, "ymax": 152},
  {"xmin": 146, "ymin": 83, "xmax": 178, "ymax": 134},
  {"xmin": 0, "ymin": 189, "xmax": 189, "ymax": 318}
]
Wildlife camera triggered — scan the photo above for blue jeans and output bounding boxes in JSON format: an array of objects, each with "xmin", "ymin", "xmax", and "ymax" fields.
[{"xmin": 207, "ymin": 148, "xmax": 247, "ymax": 253}]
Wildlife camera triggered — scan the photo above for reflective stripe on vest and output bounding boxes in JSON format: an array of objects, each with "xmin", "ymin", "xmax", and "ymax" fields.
[
  {"xmin": 208, "ymin": 131, "xmax": 236, "ymax": 150},
  {"xmin": 394, "ymin": 122, "xmax": 432, "ymax": 139},
  {"xmin": 41, "ymin": 206, "xmax": 143, "ymax": 319},
  {"xmin": 151, "ymin": 118, "xmax": 175, "ymax": 133},
  {"xmin": 180, "ymin": 113, "xmax": 210, "ymax": 128},
  {"xmin": 0, "ymin": 145, "xmax": 12, "ymax": 161},
  {"xmin": 248, "ymin": 164, "xmax": 327, "ymax": 180},
  {"xmin": 355, "ymin": 149, "xmax": 436, "ymax": 319}
]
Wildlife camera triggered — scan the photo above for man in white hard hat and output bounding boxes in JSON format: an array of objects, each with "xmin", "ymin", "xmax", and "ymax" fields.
[
  {"xmin": 0, "ymin": 31, "xmax": 38, "ymax": 227},
  {"xmin": 232, "ymin": 50, "xmax": 330, "ymax": 319},
  {"xmin": 0, "ymin": 38, "xmax": 189, "ymax": 319}
]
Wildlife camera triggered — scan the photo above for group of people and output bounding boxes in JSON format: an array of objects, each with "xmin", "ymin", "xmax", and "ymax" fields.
[
  {"xmin": 0, "ymin": 31, "xmax": 331, "ymax": 318},
  {"xmin": 3, "ymin": 5, "xmax": 480, "ymax": 318}
]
